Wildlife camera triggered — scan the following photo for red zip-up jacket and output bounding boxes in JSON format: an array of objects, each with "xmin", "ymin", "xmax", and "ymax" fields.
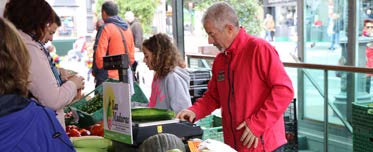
[{"xmin": 189, "ymin": 28, "xmax": 294, "ymax": 152}]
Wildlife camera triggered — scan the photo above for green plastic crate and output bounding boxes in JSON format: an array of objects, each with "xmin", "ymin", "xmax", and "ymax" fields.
[
  {"xmin": 203, "ymin": 126, "xmax": 223, "ymax": 142},
  {"xmin": 65, "ymin": 84, "xmax": 103, "ymax": 128},
  {"xmin": 353, "ymin": 125, "xmax": 373, "ymax": 152},
  {"xmin": 196, "ymin": 115, "xmax": 214, "ymax": 128},
  {"xmin": 212, "ymin": 115, "xmax": 222, "ymax": 127},
  {"xmin": 70, "ymin": 84, "xmax": 103, "ymax": 110},
  {"xmin": 65, "ymin": 80, "xmax": 149, "ymax": 128},
  {"xmin": 197, "ymin": 115, "xmax": 224, "ymax": 142},
  {"xmin": 71, "ymin": 79, "xmax": 148, "ymax": 108},
  {"xmin": 352, "ymin": 102, "xmax": 373, "ymax": 128}
]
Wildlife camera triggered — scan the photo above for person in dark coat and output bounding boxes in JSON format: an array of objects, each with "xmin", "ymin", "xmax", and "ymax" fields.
[
  {"xmin": 125, "ymin": 11, "xmax": 144, "ymax": 51},
  {"xmin": 125, "ymin": 11, "xmax": 143, "ymax": 79},
  {"xmin": 328, "ymin": 13, "xmax": 342, "ymax": 50}
]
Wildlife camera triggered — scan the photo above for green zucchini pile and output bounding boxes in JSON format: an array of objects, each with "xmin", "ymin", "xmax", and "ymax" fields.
[{"xmin": 131, "ymin": 108, "xmax": 175, "ymax": 122}]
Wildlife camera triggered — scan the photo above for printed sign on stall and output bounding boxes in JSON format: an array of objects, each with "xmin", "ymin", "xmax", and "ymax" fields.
[{"xmin": 103, "ymin": 82, "xmax": 133, "ymax": 144}]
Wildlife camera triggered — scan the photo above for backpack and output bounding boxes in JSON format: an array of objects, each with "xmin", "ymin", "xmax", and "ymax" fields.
[
  {"xmin": 91, "ymin": 24, "xmax": 108, "ymax": 86},
  {"xmin": 92, "ymin": 24, "xmax": 133, "ymax": 86}
]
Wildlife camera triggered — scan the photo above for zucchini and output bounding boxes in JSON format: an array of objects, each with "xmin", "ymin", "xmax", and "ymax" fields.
[
  {"xmin": 131, "ymin": 108, "xmax": 175, "ymax": 122},
  {"xmin": 70, "ymin": 136, "xmax": 112, "ymax": 149}
]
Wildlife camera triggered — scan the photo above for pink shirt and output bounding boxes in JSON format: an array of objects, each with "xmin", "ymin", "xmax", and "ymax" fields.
[{"xmin": 19, "ymin": 31, "xmax": 78, "ymax": 128}]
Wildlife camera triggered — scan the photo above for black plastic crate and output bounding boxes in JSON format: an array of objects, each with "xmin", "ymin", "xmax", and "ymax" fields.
[
  {"xmin": 189, "ymin": 86, "xmax": 208, "ymax": 104},
  {"xmin": 284, "ymin": 99, "xmax": 298, "ymax": 152},
  {"xmin": 188, "ymin": 70, "xmax": 211, "ymax": 80},
  {"xmin": 190, "ymin": 72, "xmax": 211, "ymax": 80},
  {"xmin": 187, "ymin": 68, "xmax": 211, "ymax": 104},
  {"xmin": 353, "ymin": 125, "xmax": 373, "ymax": 152},
  {"xmin": 189, "ymin": 86, "xmax": 207, "ymax": 97},
  {"xmin": 190, "ymin": 78, "xmax": 210, "ymax": 86},
  {"xmin": 188, "ymin": 68, "xmax": 211, "ymax": 85},
  {"xmin": 352, "ymin": 102, "xmax": 373, "ymax": 128}
]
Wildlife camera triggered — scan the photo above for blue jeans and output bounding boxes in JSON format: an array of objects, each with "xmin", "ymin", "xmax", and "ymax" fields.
[
  {"xmin": 265, "ymin": 31, "xmax": 275, "ymax": 41},
  {"xmin": 330, "ymin": 32, "xmax": 340, "ymax": 49}
]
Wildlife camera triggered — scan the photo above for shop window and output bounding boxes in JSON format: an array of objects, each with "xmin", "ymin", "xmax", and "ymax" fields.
[{"xmin": 57, "ymin": 16, "xmax": 76, "ymax": 37}]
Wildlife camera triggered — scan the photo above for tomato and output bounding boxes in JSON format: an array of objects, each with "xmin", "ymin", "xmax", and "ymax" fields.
[
  {"xmin": 66, "ymin": 125, "xmax": 78, "ymax": 132},
  {"xmin": 90, "ymin": 124, "xmax": 104, "ymax": 136},
  {"xmin": 69, "ymin": 128, "xmax": 81, "ymax": 137},
  {"xmin": 79, "ymin": 128, "xmax": 91, "ymax": 136},
  {"xmin": 97, "ymin": 121, "xmax": 104, "ymax": 126}
]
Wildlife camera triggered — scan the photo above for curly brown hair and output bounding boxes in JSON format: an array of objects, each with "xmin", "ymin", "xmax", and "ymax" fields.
[
  {"xmin": 0, "ymin": 18, "xmax": 30, "ymax": 96},
  {"xmin": 4, "ymin": 0, "xmax": 55, "ymax": 41},
  {"xmin": 142, "ymin": 33, "xmax": 186, "ymax": 79}
]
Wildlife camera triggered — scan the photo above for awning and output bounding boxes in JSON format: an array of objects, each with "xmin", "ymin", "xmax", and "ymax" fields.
[{"xmin": 264, "ymin": 0, "xmax": 296, "ymax": 6}]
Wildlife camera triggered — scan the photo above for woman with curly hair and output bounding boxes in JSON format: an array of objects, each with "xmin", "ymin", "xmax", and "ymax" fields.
[
  {"xmin": 142, "ymin": 33, "xmax": 191, "ymax": 113},
  {"xmin": 0, "ymin": 18, "xmax": 74, "ymax": 152}
]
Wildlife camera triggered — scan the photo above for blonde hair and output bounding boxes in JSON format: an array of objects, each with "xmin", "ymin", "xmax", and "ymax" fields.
[{"xmin": 0, "ymin": 18, "xmax": 30, "ymax": 96}]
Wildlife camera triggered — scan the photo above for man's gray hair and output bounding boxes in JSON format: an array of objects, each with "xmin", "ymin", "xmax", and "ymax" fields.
[{"xmin": 201, "ymin": 2, "xmax": 239, "ymax": 30}]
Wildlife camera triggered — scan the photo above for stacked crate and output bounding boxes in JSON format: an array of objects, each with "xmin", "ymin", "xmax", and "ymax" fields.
[
  {"xmin": 196, "ymin": 115, "xmax": 224, "ymax": 142},
  {"xmin": 284, "ymin": 99, "xmax": 298, "ymax": 152},
  {"xmin": 187, "ymin": 68, "xmax": 211, "ymax": 104},
  {"xmin": 352, "ymin": 102, "xmax": 373, "ymax": 152}
]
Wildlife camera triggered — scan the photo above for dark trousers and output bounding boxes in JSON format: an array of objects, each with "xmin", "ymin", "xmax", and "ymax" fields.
[
  {"xmin": 131, "ymin": 61, "xmax": 138, "ymax": 82},
  {"xmin": 94, "ymin": 79, "xmax": 104, "ymax": 95},
  {"xmin": 272, "ymin": 144, "xmax": 285, "ymax": 152},
  {"xmin": 367, "ymin": 76, "xmax": 371, "ymax": 93}
]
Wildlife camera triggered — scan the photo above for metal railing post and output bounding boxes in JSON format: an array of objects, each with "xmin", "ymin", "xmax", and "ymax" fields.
[{"xmin": 324, "ymin": 70, "xmax": 329, "ymax": 152}]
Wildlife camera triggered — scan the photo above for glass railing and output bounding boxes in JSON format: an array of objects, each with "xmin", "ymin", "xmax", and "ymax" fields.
[{"xmin": 284, "ymin": 62, "xmax": 373, "ymax": 152}]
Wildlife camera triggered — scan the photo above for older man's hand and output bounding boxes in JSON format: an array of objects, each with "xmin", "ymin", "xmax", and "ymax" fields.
[
  {"xmin": 236, "ymin": 121, "xmax": 258, "ymax": 149},
  {"xmin": 176, "ymin": 109, "xmax": 196, "ymax": 123}
]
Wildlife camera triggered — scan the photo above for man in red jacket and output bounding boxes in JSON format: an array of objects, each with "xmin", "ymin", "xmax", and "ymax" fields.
[{"xmin": 177, "ymin": 2, "xmax": 294, "ymax": 152}]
